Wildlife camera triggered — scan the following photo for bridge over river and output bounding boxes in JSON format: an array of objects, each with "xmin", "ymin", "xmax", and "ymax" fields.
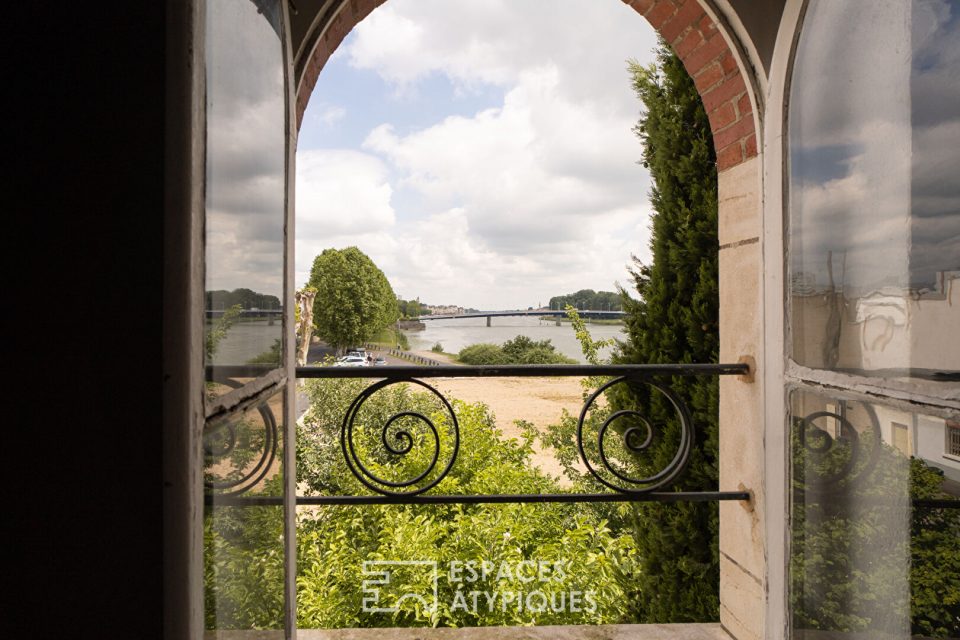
[{"xmin": 417, "ymin": 309, "xmax": 625, "ymax": 326}]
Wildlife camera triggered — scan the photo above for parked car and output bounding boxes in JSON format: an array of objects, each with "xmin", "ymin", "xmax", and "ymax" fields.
[
  {"xmin": 333, "ymin": 355, "xmax": 367, "ymax": 367},
  {"xmin": 373, "ymin": 356, "xmax": 387, "ymax": 366}
]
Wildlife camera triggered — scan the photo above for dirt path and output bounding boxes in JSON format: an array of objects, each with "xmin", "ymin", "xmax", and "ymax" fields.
[{"xmin": 430, "ymin": 376, "xmax": 585, "ymax": 483}]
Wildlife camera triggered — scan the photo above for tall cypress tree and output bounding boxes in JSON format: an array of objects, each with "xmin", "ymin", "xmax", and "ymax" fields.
[{"xmin": 614, "ymin": 43, "xmax": 719, "ymax": 621}]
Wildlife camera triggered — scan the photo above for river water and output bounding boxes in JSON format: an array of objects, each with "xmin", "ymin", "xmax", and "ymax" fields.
[{"xmin": 403, "ymin": 316, "xmax": 626, "ymax": 363}]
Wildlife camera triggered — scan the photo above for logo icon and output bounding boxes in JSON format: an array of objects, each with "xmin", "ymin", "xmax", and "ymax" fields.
[{"xmin": 361, "ymin": 560, "xmax": 438, "ymax": 614}]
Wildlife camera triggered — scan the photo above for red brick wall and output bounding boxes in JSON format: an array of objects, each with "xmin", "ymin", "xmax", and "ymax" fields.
[{"xmin": 296, "ymin": 0, "xmax": 757, "ymax": 171}]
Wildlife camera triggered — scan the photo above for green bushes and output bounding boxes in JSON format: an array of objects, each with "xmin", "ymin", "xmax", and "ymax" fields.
[
  {"xmin": 457, "ymin": 336, "xmax": 575, "ymax": 365},
  {"xmin": 457, "ymin": 343, "xmax": 506, "ymax": 365},
  {"xmin": 204, "ymin": 377, "xmax": 643, "ymax": 629}
]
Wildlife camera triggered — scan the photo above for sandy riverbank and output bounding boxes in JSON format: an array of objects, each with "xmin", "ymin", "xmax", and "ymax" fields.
[
  {"xmin": 430, "ymin": 376, "xmax": 585, "ymax": 482},
  {"xmin": 403, "ymin": 350, "xmax": 585, "ymax": 482}
]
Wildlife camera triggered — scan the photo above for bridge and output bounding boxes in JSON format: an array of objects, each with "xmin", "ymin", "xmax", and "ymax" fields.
[{"xmin": 417, "ymin": 309, "xmax": 625, "ymax": 327}]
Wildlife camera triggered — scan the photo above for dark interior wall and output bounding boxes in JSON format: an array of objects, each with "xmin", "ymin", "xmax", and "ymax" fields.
[
  {"xmin": 727, "ymin": 0, "xmax": 786, "ymax": 75},
  {"xmin": 10, "ymin": 4, "xmax": 166, "ymax": 637}
]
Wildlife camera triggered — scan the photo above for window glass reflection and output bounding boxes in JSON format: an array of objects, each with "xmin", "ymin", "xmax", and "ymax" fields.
[
  {"xmin": 205, "ymin": 0, "xmax": 285, "ymax": 387},
  {"xmin": 204, "ymin": 388, "xmax": 285, "ymax": 631},
  {"xmin": 789, "ymin": 387, "xmax": 960, "ymax": 638},
  {"xmin": 789, "ymin": 0, "xmax": 960, "ymax": 383}
]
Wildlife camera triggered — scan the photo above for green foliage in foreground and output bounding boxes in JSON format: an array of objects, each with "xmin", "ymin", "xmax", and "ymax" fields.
[
  {"xmin": 610, "ymin": 43, "xmax": 720, "ymax": 623},
  {"xmin": 296, "ymin": 378, "xmax": 638, "ymax": 628},
  {"xmin": 792, "ymin": 430, "xmax": 960, "ymax": 638},
  {"xmin": 205, "ymin": 378, "xmax": 642, "ymax": 629},
  {"xmin": 458, "ymin": 336, "xmax": 576, "ymax": 365}
]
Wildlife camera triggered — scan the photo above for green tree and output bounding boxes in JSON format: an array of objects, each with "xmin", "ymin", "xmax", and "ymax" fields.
[
  {"xmin": 612, "ymin": 43, "xmax": 720, "ymax": 622},
  {"xmin": 308, "ymin": 247, "xmax": 399, "ymax": 350},
  {"xmin": 548, "ymin": 290, "xmax": 621, "ymax": 311}
]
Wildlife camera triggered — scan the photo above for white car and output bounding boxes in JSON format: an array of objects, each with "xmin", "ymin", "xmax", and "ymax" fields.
[{"xmin": 333, "ymin": 355, "xmax": 367, "ymax": 367}]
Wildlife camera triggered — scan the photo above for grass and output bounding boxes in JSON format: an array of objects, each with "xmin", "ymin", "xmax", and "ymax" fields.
[{"xmin": 368, "ymin": 327, "xmax": 410, "ymax": 350}]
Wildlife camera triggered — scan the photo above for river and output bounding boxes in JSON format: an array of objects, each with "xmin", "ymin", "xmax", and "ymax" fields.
[{"xmin": 403, "ymin": 316, "xmax": 626, "ymax": 363}]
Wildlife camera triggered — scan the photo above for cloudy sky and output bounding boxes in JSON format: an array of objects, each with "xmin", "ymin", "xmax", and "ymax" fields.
[
  {"xmin": 296, "ymin": 0, "xmax": 660, "ymax": 309},
  {"xmin": 206, "ymin": 0, "xmax": 286, "ymax": 298},
  {"xmin": 790, "ymin": 0, "xmax": 960, "ymax": 295}
]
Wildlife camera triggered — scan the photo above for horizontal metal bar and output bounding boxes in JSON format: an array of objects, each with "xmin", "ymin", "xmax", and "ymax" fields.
[
  {"xmin": 206, "ymin": 491, "xmax": 752, "ymax": 507},
  {"xmin": 912, "ymin": 499, "xmax": 960, "ymax": 509},
  {"xmin": 296, "ymin": 363, "xmax": 750, "ymax": 379},
  {"xmin": 205, "ymin": 494, "xmax": 960, "ymax": 509}
]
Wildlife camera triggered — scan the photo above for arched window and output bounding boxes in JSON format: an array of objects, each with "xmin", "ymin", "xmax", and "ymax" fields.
[{"xmin": 787, "ymin": 1, "xmax": 960, "ymax": 636}]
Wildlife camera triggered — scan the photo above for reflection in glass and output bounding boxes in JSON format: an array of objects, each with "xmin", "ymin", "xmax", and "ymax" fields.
[
  {"xmin": 789, "ymin": 0, "xmax": 960, "ymax": 382},
  {"xmin": 205, "ymin": 389, "xmax": 285, "ymax": 631},
  {"xmin": 204, "ymin": 0, "xmax": 286, "ymax": 388},
  {"xmin": 203, "ymin": 0, "xmax": 287, "ymax": 631},
  {"xmin": 789, "ymin": 388, "xmax": 960, "ymax": 638}
]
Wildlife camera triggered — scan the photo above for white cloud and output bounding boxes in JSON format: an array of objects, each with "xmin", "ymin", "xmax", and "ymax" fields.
[
  {"xmin": 297, "ymin": 0, "xmax": 661, "ymax": 308},
  {"xmin": 345, "ymin": 0, "xmax": 657, "ymax": 112},
  {"xmin": 296, "ymin": 149, "xmax": 397, "ymax": 238},
  {"xmin": 362, "ymin": 65, "xmax": 647, "ymax": 249},
  {"xmin": 317, "ymin": 104, "xmax": 347, "ymax": 126}
]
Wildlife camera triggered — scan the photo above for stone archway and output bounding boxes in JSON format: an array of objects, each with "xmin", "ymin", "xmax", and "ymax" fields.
[{"xmin": 292, "ymin": 2, "xmax": 766, "ymax": 638}]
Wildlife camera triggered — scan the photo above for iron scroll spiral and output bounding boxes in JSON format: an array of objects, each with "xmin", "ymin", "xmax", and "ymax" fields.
[
  {"xmin": 203, "ymin": 400, "xmax": 279, "ymax": 497},
  {"xmin": 795, "ymin": 405, "xmax": 882, "ymax": 496},
  {"xmin": 576, "ymin": 376, "xmax": 694, "ymax": 494},
  {"xmin": 341, "ymin": 378, "xmax": 460, "ymax": 497}
]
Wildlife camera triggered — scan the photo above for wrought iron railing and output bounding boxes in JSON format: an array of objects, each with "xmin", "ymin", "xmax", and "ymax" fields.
[
  {"xmin": 207, "ymin": 363, "xmax": 752, "ymax": 506},
  {"xmin": 204, "ymin": 362, "xmax": 960, "ymax": 509}
]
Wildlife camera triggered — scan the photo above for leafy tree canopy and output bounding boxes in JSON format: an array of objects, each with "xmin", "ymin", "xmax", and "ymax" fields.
[
  {"xmin": 549, "ymin": 289, "xmax": 621, "ymax": 311},
  {"xmin": 308, "ymin": 247, "xmax": 400, "ymax": 350}
]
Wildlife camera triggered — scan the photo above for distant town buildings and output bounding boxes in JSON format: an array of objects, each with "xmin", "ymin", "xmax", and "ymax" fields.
[{"xmin": 422, "ymin": 304, "xmax": 466, "ymax": 315}]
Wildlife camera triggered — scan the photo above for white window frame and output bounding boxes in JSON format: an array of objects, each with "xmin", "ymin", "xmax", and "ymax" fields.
[{"xmin": 765, "ymin": 1, "xmax": 960, "ymax": 637}]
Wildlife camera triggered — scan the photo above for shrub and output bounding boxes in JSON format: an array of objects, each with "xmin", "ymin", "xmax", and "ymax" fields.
[
  {"xmin": 458, "ymin": 343, "xmax": 506, "ymax": 365},
  {"xmin": 293, "ymin": 378, "xmax": 641, "ymax": 628},
  {"xmin": 458, "ymin": 337, "xmax": 575, "ymax": 365},
  {"xmin": 203, "ymin": 377, "xmax": 644, "ymax": 629}
]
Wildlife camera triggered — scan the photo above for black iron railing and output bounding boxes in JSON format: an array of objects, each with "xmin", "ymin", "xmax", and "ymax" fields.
[
  {"xmin": 203, "ymin": 362, "xmax": 960, "ymax": 509},
  {"xmin": 207, "ymin": 363, "xmax": 752, "ymax": 506}
]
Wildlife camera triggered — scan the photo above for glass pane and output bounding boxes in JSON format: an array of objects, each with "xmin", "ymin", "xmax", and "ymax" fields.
[
  {"xmin": 205, "ymin": 388, "xmax": 285, "ymax": 633},
  {"xmin": 789, "ymin": 0, "xmax": 960, "ymax": 384},
  {"xmin": 789, "ymin": 387, "xmax": 960, "ymax": 638},
  {"xmin": 205, "ymin": 0, "xmax": 286, "ymax": 395}
]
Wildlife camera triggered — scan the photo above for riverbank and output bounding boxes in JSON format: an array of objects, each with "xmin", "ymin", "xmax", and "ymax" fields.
[
  {"xmin": 407, "ymin": 349, "xmax": 581, "ymax": 483},
  {"xmin": 301, "ymin": 345, "xmax": 585, "ymax": 484},
  {"xmin": 430, "ymin": 376, "xmax": 584, "ymax": 483},
  {"xmin": 403, "ymin": 315, "xmax": 624, "ymax": 364},
  {"xmin": 539, "ymin": 316, "xmax": 624, "ymax": 325}
]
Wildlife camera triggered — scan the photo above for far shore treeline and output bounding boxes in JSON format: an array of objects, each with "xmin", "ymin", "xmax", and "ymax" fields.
[
  {"xmin": 206, "ymin": 288, "xmax": 281, "ymax": 310},
  {"xmin": 548, "ymin": 289, "xmax": 621, "ymax": 311}
]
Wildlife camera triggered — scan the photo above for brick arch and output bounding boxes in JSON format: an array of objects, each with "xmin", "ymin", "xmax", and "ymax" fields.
[{"xmin": 295, "ymin": 0, "xmax": 758, "ymax": 171}]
